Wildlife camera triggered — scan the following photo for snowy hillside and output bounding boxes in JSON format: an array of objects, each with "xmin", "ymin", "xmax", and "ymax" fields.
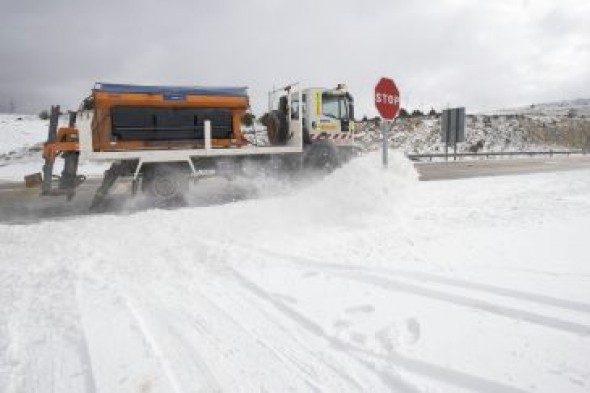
[
  {"xmin": 353, "ymin": 98, "xmax": 590, "ymax": 155},
  {"xmin": 491, "ymin": 98, "xmax": 590, "ymax": 118},
  {"xmin": 1, "ymin": 153, "xmax": 589, "ymax": 392},
  {"xmin": 357, "ymin": 113, "xmax": 589, "ymax": 155}
]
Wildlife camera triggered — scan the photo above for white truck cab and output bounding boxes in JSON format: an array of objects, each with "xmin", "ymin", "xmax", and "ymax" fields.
[
  {"xmin": 264, "ymin": 83, "xmax": 357, "ymax": 169},
  {"xmin": 299, "ymin": 86, "xmax": 355, "ymax": 142}
]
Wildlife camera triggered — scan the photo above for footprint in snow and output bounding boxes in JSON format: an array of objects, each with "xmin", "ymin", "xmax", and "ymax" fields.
[
  {"xmin": 332, "ymin": 319, "xmax": 351, "ymax": 329},
  {"xmin": 405, "ymin": 317, "xmax": 421, "ymax": 344},
  {"xmin": 344, "ymin": 304, "xmax": 375, "ymax": 315},
  {"xmin": 349, "ymin": 332, "xmax": 367, "ymax": 346},
  {"xmin": 375, "ymin": 317, "xmax": 421, "ymax": 354}
]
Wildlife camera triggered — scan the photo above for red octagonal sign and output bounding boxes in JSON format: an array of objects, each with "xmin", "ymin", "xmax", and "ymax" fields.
[{"xmin": 374, "ymin": 77, "xmax": 400, "ymax": 120}]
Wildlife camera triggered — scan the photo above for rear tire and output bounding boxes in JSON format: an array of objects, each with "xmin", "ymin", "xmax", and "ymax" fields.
[{"xmin": 142, "ymin": 164, "xmax": 189, "ymax": 204}]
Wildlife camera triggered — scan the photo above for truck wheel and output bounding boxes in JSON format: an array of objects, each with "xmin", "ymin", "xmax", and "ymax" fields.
[
  {"xmin": 142, "ymin": 164, "xmax": 189, "ymax": 203},
  {"xmin": 304, "ymin": 140, "xmax": 340, "ymax": 172},
  {"xmin": 260, "ymin": 110, "xmax": 288, "ymax": 146}
]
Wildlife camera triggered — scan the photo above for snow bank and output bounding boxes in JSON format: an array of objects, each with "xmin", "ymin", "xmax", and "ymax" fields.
[{"xmin": 284, "ymin": 151, "xmax": 417, "ymax": 225}]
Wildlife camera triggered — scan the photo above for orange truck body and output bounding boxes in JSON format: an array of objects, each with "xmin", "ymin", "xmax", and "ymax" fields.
[{"xmin": 44, "ymin": 83, "xmax": 250, "ymax": 161}]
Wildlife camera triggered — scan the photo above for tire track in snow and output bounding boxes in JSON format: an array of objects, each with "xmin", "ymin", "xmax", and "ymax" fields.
[
  {"xmin": 77, "ymin": 277, "xmax": 224, "ymax": 393},
  {"xmin": 79, "ymin": 237, "xmax": 358, "ymax": 391},
  {"xmin": 238, "ymin": 243, "xmax": 590, "ymax": 315},
  {"xmin": 72, "ymin": 281, "xmax": 100, "ymax": 393},
  {"xmin": 225, "ymin": 242, "xmax": 590, "ymax": 335},
  {"xmin": 118, "ymin": 294, "xmax": 185, "ymax": 393},
  {"xmin": 334, "ymin": 271, "xmax": 590, "ymax": 336},
  {"xmin": 182, "ymin": 237, "xmax": 578, "ymax": 390},
  {"xmin": 226, "ymin": 267, "xmax": 422, "ymax": 393},
  {"xmin": 152, "ymin": 287, "xmax": 304, "ymax": 391},
  {"xmin": 228, "ymin": 267, "xmax": 530, "ymax": 393},
  {"xmin": 178, "ymin": 296, "xmax": 328, "ymax": 391},
  {"xmin": 186, "ymin": 238, "xmax": 409, "ymax": 391},
  {"xmin": 73, "ymin": 325, "xmax": 98, "ymax": 393},
  {"xmin": 344, "ymin": 267, "xmax": 590, "ymax": 314},
  {"xmin": 164, "ymin": 265, "xmax": 364, "ymax": 392},
  {"xmin": 3, "ymin": 267, "xmax": 98, "ymax": 393},
  {"xmin": 116, "ymin": 253, "xmax": 361, "ymax": 393}
]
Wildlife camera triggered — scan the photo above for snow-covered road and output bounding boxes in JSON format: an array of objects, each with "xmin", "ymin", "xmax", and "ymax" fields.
[{"xmin": 1, "ymin": 153, "xmax": 589, "ymax": 392}]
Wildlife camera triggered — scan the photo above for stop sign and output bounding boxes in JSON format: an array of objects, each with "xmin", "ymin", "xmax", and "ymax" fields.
[{"xmin": 374, "ymin": 77, "xmax": 400, "ymax": 119}]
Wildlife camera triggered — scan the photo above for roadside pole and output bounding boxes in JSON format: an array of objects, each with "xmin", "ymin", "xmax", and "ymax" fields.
[
  {"xmin": 382, "ymin": 121, "xmax": 389, "ymax": 167},
  {"xmin": 382, "ymin": 120, "xmax": 396, "ymax": 168},
  {"xmin": 374, "ymin": 77, "xmax": 400, "ymax": 168}
]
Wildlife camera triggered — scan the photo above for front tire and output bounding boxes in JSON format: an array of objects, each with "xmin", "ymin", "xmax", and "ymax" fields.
[{"xmin": 303, "ymin": 140, "xmax": 340, "ymax": 172}]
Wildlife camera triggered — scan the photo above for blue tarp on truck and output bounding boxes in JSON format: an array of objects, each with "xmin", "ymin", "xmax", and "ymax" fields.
[{"xmin": 94, "ymin": 83, "xmax": 249, "ymax": 97}]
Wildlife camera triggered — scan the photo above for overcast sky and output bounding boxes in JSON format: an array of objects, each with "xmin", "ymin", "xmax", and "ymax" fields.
[{"xmin": 1, "ymin": 0, "xmax": 589, "ymax": 117}]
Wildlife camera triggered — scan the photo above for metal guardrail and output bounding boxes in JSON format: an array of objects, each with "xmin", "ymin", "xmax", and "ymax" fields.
[{"xmin": 407, "ymin": 150, "xmax": 588, "ymax": 161}]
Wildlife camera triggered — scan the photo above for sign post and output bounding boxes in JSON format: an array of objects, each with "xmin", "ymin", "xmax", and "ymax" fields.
[
  {"xmin": 383, "ymin": 120, "xmax": 389, "ymax": 167},
  {"xmin": 374, "ymin": 77, "xmax": 400, "ymax": 168}
]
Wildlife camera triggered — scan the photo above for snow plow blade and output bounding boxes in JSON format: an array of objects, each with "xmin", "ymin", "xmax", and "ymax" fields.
[{"xmin": 39, "ymin": 106, "xmax": 84, "ymax": 199}]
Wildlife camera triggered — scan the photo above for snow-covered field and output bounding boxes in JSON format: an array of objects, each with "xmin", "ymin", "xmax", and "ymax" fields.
[
  {"xmin": 0, "ymin": 114, "xmax": 107, "ymax": 181},
  {"xmin": 0, "ymin": 114, "xmax": 47, "ymax": 156},
  {"xmin": 1, "ymin": 152, "xmax": 589, "ymax": 392}
]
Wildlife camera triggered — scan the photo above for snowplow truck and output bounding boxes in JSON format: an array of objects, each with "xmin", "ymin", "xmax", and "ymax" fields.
[{"xmin": 40, "ymin": 82, "xmax": 357, "ymax": 207}]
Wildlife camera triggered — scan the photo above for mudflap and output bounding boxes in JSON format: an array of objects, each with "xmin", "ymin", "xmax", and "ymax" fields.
[{"xmin": 90, "ymin": 161, "xmax": 134, "ymax": 211}]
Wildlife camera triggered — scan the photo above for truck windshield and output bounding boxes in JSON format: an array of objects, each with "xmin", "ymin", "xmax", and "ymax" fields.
[{"xmin": 322, "ymin": 94, "xmax": 349, "ymax": 120}]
